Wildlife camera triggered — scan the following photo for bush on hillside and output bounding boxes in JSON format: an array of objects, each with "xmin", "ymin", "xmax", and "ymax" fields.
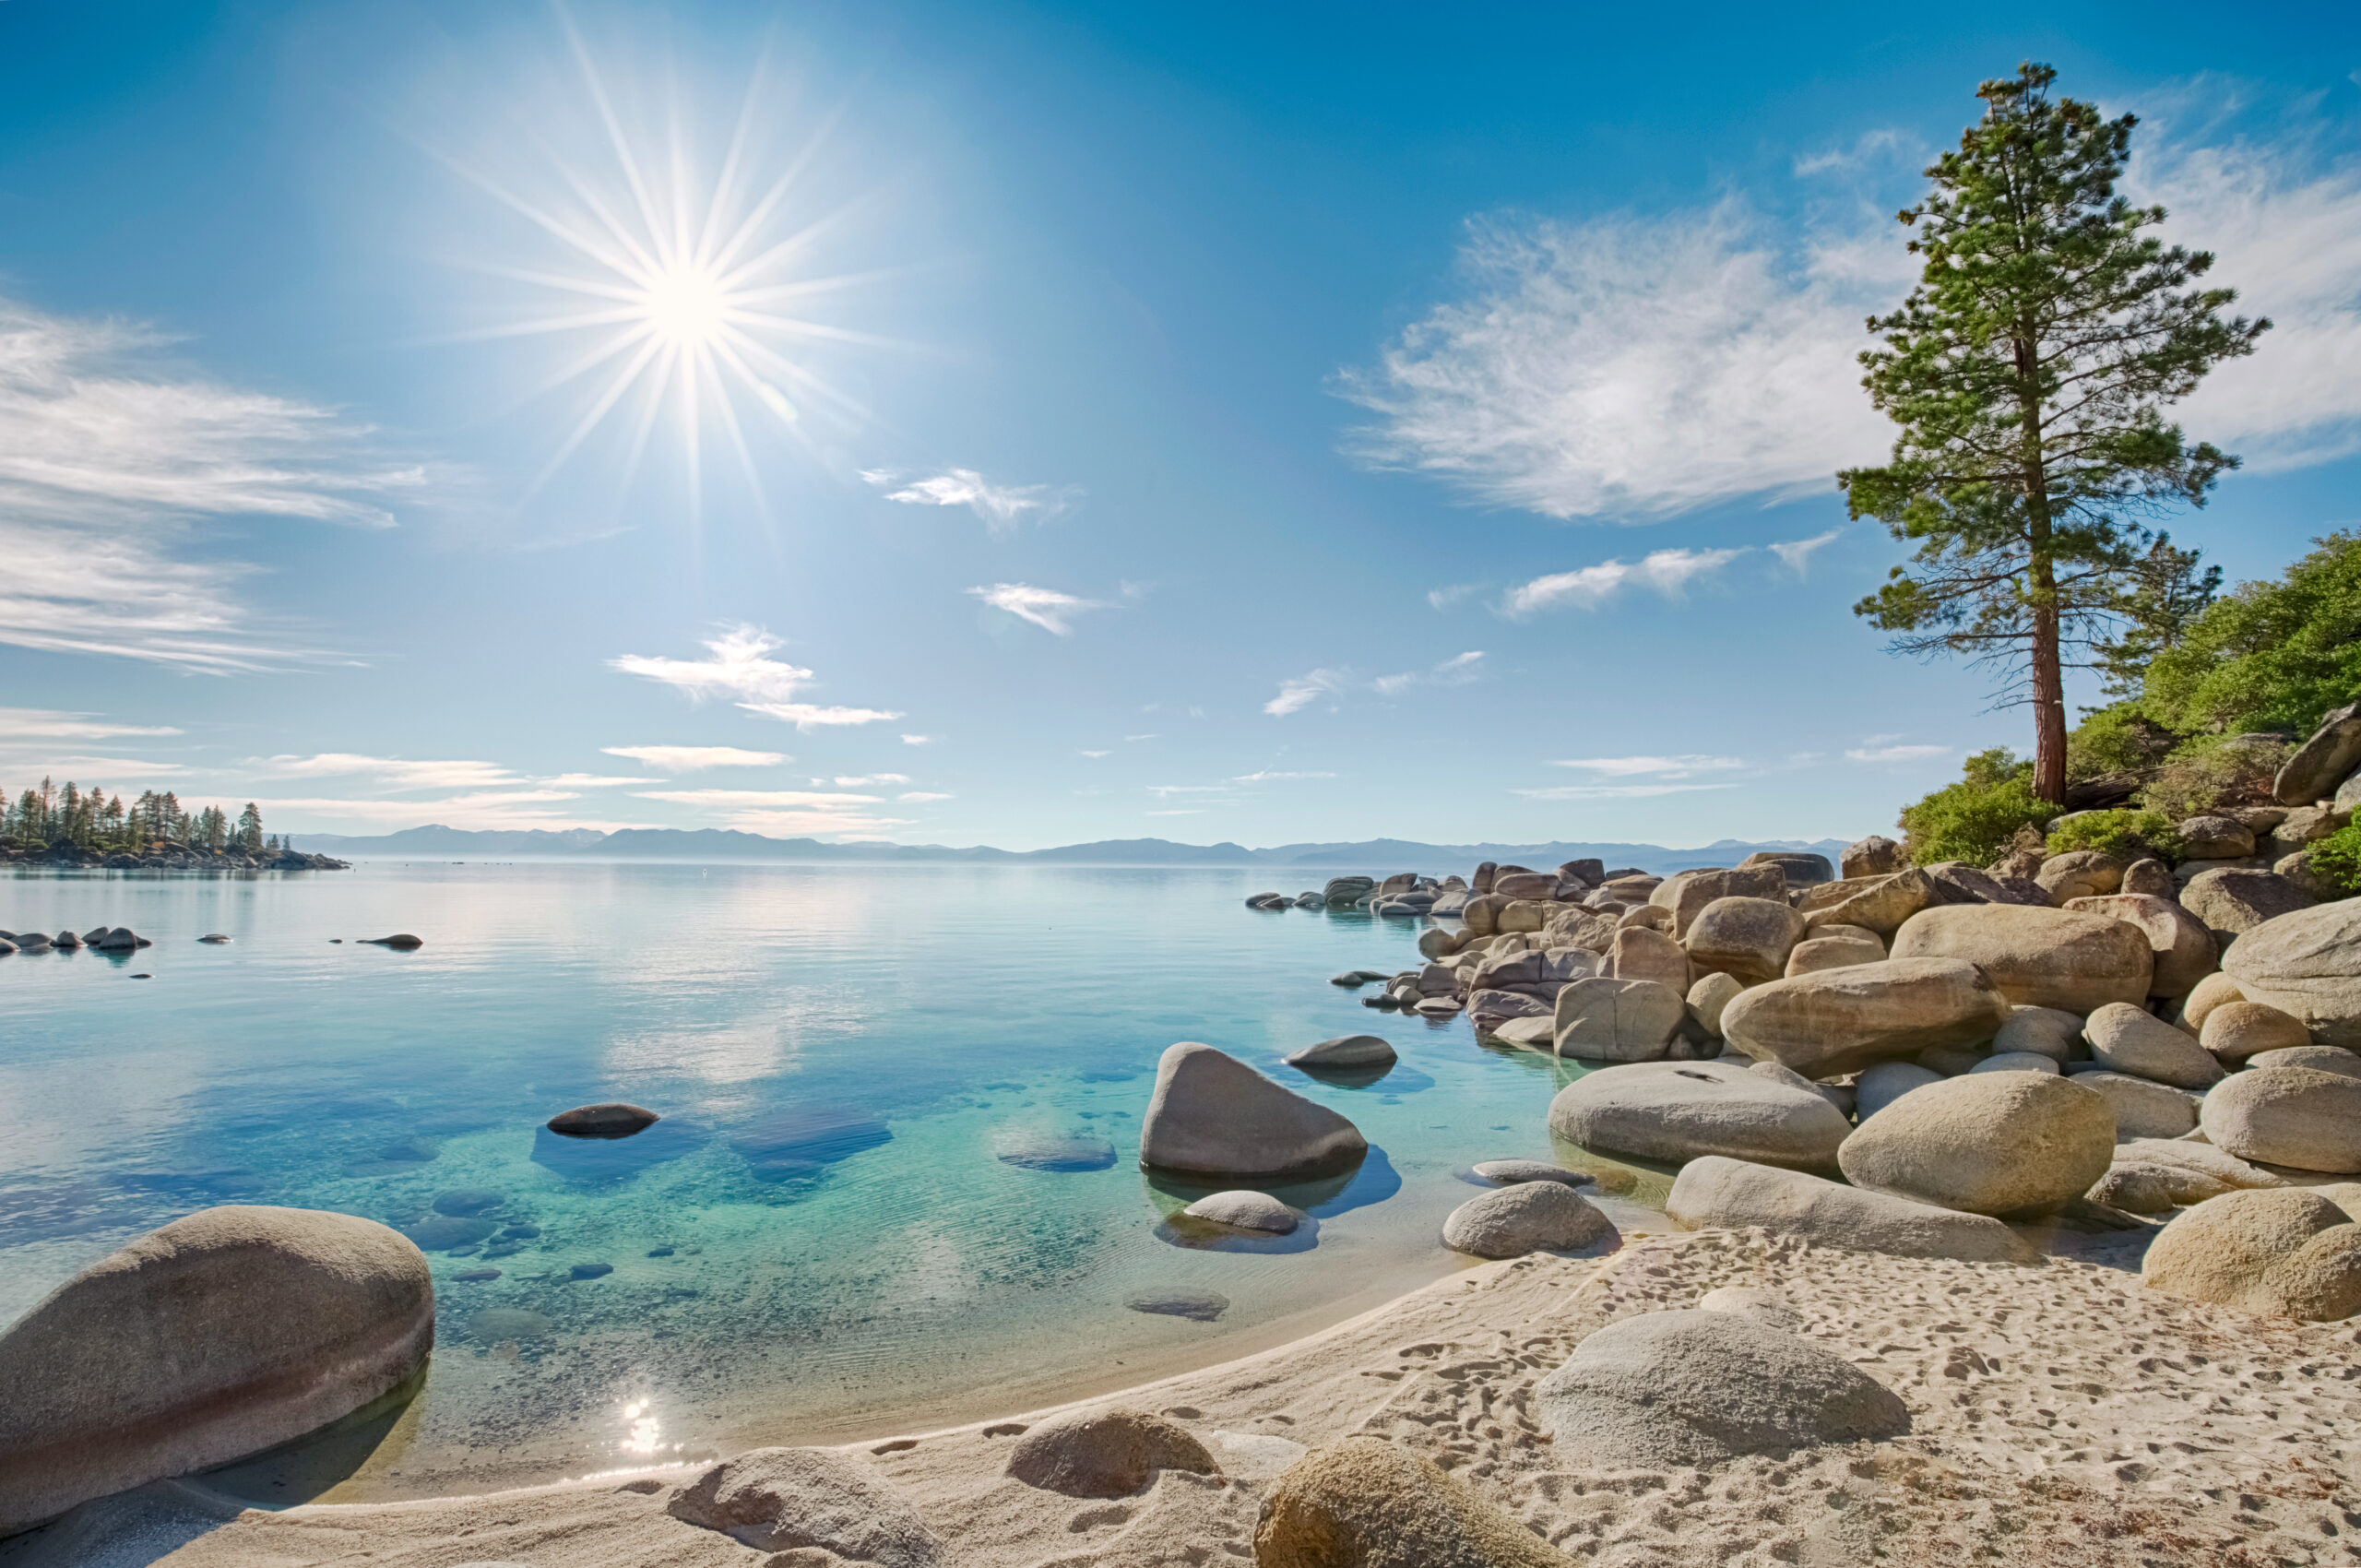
[
  {"xmin": 2304, "ymin": 822, "xmax": 2361, "ymax": 898},
  {"xmin": 2139, "ymin": 736, "xmax": 2291, "ymax": 820},
  {"xmin": 2142, "ymin": 531, "xmax": 2361, "ymax": 739},
  {"xmin": 1900, "ymin": 749, "xmax": 2053, "ymax": 867},
  {"xmin": 2047, "ymin": 809, "xmax": 2182, "ymax": 863},
  {"xmin": 2064, "ymin": 705, "xmax": 2181, "ymax": 780}
]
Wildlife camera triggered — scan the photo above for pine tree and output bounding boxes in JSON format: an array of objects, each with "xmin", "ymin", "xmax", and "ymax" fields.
[
  {"xmin": 237, "ymin": 802, "xmax": 265, "ymax": 853},
  {"xmin": 1842, "ymin": 63, "xmax": 2269, "ymax": 804}
]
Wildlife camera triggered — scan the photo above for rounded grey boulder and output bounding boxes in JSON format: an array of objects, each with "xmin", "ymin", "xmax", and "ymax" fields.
[
  {"xmin": 2142, "ymin": 1189, "xmax": 2361, "ymax": 1321},
  {"xmin": 1837, "ymin": 1072, "xmax": 2115, "ymax": 1218},
  {"xmin": 2082, "ymin": 1002, "xmax": 2225, "ymax": 1089},
  {"xmin": 1536, "ymin": 1309, "xmax": 1909, "ymax": 1467},
  {"xmin": 1139, "ymin": 1042, "xmax": 1366, "ymax": 1178},
  {"xmin": 2071, "ymin": 1071, "xmax": 2202, "ymax": 1139},
  {"xmin": 547, "ymin": 1102, "xmax": 660, "ymax": 1137},
  {"xmin": 2199, "ymin": 1002, "xmax": 2312, "ymax": 1062},
  {"xmin": 2248, "ymin": 1043, "xmax": 2361, "ymax": 1079},
  {"xmin": 667, "ymin": 1447, "xmax": 943, "ymax": 1565},
  {"xmin": 1665, "ymin": 1156, "xmax": 2037, "ymax": 1264},
  {"xmin": 2221, "ymin": 900, "xmax": 2361, "ymax": 1050},
  {"xmin": 1548, "ymin": 1059, "xmax": 1850, "ymax": 1171},
  {"xmin": 1441, "ymin": 1181, "xmax": 1611, "ymax": 1258},
  {"xmin": 1183, "ymin": 1190, "xmax": 1299, "ymax": 1233},
  {"xmin": 1283, "ymin": 1034, "xmax": 1397, "ymax": 1069},
  {"xmin": 1005, "ymin": 1406, "xmax": 1218, "ymax": 1498},
  {"xmin": 0, "ymin": 1206, "xmax": 433, "ymax": 1534},
  {"xmin": 1719, "ymin": 958, "xmax": 2011, "ymax": 1078},
  {"xmin": 2199, "ymin": 1065, "xmax": 2361, "ymax": 1173},
  {"xmin": 1991, "ymin": 1005, "xmax": 2083, "ymax": 1062},
  {"xmin": 1889, "ymin": 905, "xmax": 2153, "ymax": 1013}
]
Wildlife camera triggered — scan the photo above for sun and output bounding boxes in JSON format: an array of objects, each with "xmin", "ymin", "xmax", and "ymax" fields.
[{"xmin": 435, "ymin": 16, "xmax": 890, "ymax": 516}]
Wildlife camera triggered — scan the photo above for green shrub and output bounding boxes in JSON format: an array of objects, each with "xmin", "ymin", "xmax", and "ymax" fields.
[
  {"xmin": 1900, "ymin": 749, "xmax": 2053, "ymax": 866},
  {"xmin": 2139, "ymin": 736, "xmax": 2290, "ymax": 820},
  {"xmin": 2064, "ymin": 704, "xmax": 2180, "ymax": 780},
  {"xmin": 2046, "ymin": 809, "xmax": 2182, "ymax": 863},
  {"xmin": 2142, "ymin": 530, "xmax": 2361, "ymax": 739},
  {"xmin": 2306, "ymin": 822, "xmax": 2361, "ymax": 898}
]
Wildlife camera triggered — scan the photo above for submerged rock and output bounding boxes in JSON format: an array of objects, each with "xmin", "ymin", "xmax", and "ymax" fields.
[
  {"xmin": 359, "ymin": 933, "xmax": 424, "ymax": 950},
  {"xmin": 0, "ymin": 1206, "xmax": 433, "ymax": 1534},
  {"xmin": 1471, "ymin": 1159, "xmax": 1592, "ymax": 1189},
  {"xmin": 1284, "ymin": 1034, "xmax": 1397, "ymax": 1069},
  {"xmin": 1182, "ymin": 1190, "xmax": 1299, "ymax": 1233},
  {"xmin": 734, "ymin": 1104, "xmax": 893, "ymax": 1180},
  {"xmin": 1124, "ymin": 1289, "xmax": 1228, "ymax": 1322},
  {"xmin": 995, "ymin": 1131, "xmax": 1119, "ymax": 1171}
]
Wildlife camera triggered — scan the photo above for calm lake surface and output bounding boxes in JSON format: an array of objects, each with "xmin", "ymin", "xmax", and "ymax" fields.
[{"xmin": 0, "ymin": 861, "xmax": 1649, "ymax": 1500}]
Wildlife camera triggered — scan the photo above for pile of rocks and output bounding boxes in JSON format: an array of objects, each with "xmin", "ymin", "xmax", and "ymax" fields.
[{"xmin": 0, "ymin": 925, "xmax": 147, "ymax": 956}]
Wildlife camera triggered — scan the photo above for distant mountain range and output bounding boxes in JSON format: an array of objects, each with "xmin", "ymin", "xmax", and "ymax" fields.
[{"xmin": 292, "ymin": 825, "xmax": 1855, "ymax": 877}]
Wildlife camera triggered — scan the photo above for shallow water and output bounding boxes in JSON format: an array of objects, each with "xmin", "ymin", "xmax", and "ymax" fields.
[{"xmin": 0, "ymin": 861, "xmax": 1643, "ymax": 1499}]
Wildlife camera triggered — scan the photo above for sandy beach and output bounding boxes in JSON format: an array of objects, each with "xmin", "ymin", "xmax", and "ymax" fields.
[{"xmin": 12, "ymin": 1218, "xmax": 2358, "ymax": 1568}]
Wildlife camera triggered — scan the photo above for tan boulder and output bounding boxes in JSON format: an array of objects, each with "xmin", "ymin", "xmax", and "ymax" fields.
[
  {"xmin": 2120, "ymin": 857, "xmax": 2177, "ymax": 897},
  {"xmin": 1253, "ymin": 1436, "xmax": 1572, "ymax": 1568},
  {"xmin": 1841, "ymin": 835, "xmax": 1909, "ymax": 878},
  {"xmin": 2181, "ymin": 867, "xmax": 2319, "ymax": 941},
  {"xmin": 1991, "ymin": 1005, "xmax": 2082, "ymax": 1062},
  {"xmin": 2036, "ymin": 849, "xmax": 2123, "ymax": 902},
  {"xmin": 1006, "ymin": 1407, "xmax": 1218, "ymax": 1498},
  {"xmin": 1441, "ymin": 1182, "xmax": 1613, "ymax": 1259},
  {"xmin": 1552, "ymin": 977, "xmax": 1685, "ymax": 1063},
  {"xmin": 1548, "ymin": 1059, "xmax": 1850, "ymax": 1170},
  {"xmin": 1685, "ymin": 971, "xmax": 1745, "ymax": 1038},
  {"xmin": 2114, "ymin": 1137, "xmax": 2287, "ymax": 1190},
  {"xmin": 1683, "ymin": 896, "xmax": 1808, "ymax": 984},
  {"xmin": 668, "ymin": 1449, "xmax": 943, "ymax": 1563},
  {"xmin": 1460, "ymin": 893, "xmax": 1510, "ymax": 936},
  {"xmin": 2199, "ymin": 1001, "xmax": 2312, "ymax": 1062},
  {"xmin": 2248, "ymin": 1043, "xmax": 2361, "ymax": 1079},
  {"xmin": 2142, "ymin": 1189, "xmax": 2361, "ymax": 1321},
  {"xmin": 2199, "ymin": 1066, "xmax": 2361, "ymax": 1173},
  {"xmin": 2088, "ymin": 1160, "xmax": 2232, "ymax": 1213},
  {"xmin": 1543, "ymin": 905, "xmax": 1621, "ymax": 954},
  {"xmin": 1666, "ymin": 1155, "xmax": 2036, "ymax": 1263},
  {"xmin": 1797, "ymin": 873, "xmax": 1894, "ymax": 915},
  {"xmin": 1498, "ymin": 899, "xmax": 1550, "ymax": 934},
  {"xmin": 2177, "ymin": 970, "xmax": 2247, "ymax": 1033},
  {"xmin": 1617, "ymin": 903, "xmax": 1672, "ymax": 932},
  {"xmin": 2071, "ymin": 1071, "xmax": 2202, "ymax": 1139},
  {"xmin": 1784, "ymin": 932, "xmax": 1887, "ymax": 977},
  {"xmin": 1139, "ymin": 1043, "xmax": 1366, "ymax": 1178},
  {"xmin": 1800, "ymin": 868, "xmax": 1947, "ymax": 939},
  {"xmin": 1836, "ymin": 1073, "xmax": 2115, "ymax": 1218},
  {"xmin": 0, "ymin": 1206, "xmax": 433, "ymax": 1535},
  {"xmin": 2082, "ymin": 1002, "xmax": 2225, "ymax": 1089},
  {"xmin": 1719, "ymin": 957, "xmax": 2010, "ymax": 1077},
  {"xmin": 1606, "ymin": 925, "xmax": 1691, "ymax": 991},
  {"xmin": 2177, "ymin": 814, "xmax": 2258, "ymax": 859},
  {"xmin": 2063, "ymin": 892, "xmax": 2219, "ymax": 1000},
  {"xmin": 2220, "ymin": 899, "xmax": 2361, "ymax": 1050},
  {"xmin": 1650, "ymin": 865, "xmax": 1789, "ymax": 939},
  {"xmin": 1889, "ymin": 904, "xmax": 2152, "ymax": 1012}
]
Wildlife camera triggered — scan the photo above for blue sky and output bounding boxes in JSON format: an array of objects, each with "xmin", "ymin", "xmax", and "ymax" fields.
[{"xmin": 3, "ymin": 1, "xmax": 2357, "ymax": 850}]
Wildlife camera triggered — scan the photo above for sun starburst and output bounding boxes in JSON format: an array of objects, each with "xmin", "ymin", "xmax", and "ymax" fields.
[{"xmin": 433, "ymin": 10, "xmax": 895, "ymax": 519}]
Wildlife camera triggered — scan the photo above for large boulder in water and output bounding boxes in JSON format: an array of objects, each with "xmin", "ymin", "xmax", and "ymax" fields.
[
  {"xmin": 1139, "ymin": 1043, "xmax": 1366, "ymax": 1178},
  {"xmin": 1719, "ymin": 957, "xmax": 2009, "ymax": 1077},
  {"xmin": 1548, "ymin": 1059, "xmax": 1849, "ymax": 1170},
  {"xmin": 1890, "ymin": 904, "xmax": 2153, "ymax": 1012},
  {"xmin": 2222, "ymin": 900, "xmax": 2361, "ymax": 1051},
  {"xmin": 1837, "ymin": 1072, "xmax": 2114, "ymax": 1218},
  {"xmin": 1253, "ymin": 1436, "xmax": 1574, "ymax": 1568},
  {"xmin": 668, "ymin": 1447, "xmax": 943, "ymax": 1565},
  {"xmin": 1535, "ymin": 1310, "xmax": 1909, "ymax": 1467},
  {"xmin": 0, "ymin": 1206, "xmax": 433, "ymax": 1533},
  {"xmin": 1005, "ymin": 1407, "xmax": 1218, "ymax": 1498},
  {"xmin": 546, "ymin": 1102, "xmax": 659, "ymax": 1136},
  {"xmin": 2142, "ymin": 1189, "xmax": 2361, "ymax": 1322},
  {"xmin": 1666, "ymin": 1156, "xmax": 2037, "ymax": 1264}
]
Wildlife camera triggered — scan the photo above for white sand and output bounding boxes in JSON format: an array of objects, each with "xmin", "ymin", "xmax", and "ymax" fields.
[{"xmin": 9, "ymin": 1225, "xmax": 2361, "ymax": 1566}]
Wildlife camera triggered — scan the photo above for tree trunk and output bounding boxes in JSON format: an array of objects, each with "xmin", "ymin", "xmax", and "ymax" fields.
[{"xmin": 2028, "ymin": 538, "xmax": 2068, "ymax": 806}]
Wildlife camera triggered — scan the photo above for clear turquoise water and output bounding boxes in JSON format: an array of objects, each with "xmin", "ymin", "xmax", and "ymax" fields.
[{"xmin": 0, "ymin": 861, "xmax": 1636, "ymax": 1498}]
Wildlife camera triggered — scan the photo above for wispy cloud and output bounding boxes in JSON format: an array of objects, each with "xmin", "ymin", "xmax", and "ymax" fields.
[
  {"xmin": 861, "ymin": 468, "xmax": 1077, "ymax": 536},
  {"xmin": 900, "ymin": 734, "xmax": 932, "ymax": 746},
  {"xmin": 1427, "ymin": 584, "xmax": 1479, "ymax": 611},
  {"xmin": 1376, "ymin": 649, "xmax": 1488, "ymax": 695},
  {"xmin": 632, "ymin": 788, "xmax": 882, "ymax": 807},
  {"xmin": 0, "ymin": 708, "xmax": 184, "ymax": 742},
  {"xmin": 1265, "ymin": 668, "xmax": 1347, "ymax": 717},
  {"xmin": 254, "ymin": 790, "xmax": 638, "ymax": 832},
  {"xmin": 1502, "ymin": 548, "xmax": 1746, "ymax": 616},
  {"xmin": 1145, "ymin": 808, "xmax": 1204, "ymax": 817},
  {"xmin": 967, "ymin": 582, "xmax": 1104, "ymax": 636},
  {"xmin": 1124, "ymin": 733, "xmax": 1157, "ymax": 742},
  {"xmin": 1338, "ymin": 92, "xmax": 2361, "ymax": 519},
  {"xmin": 1550, "ymin": 754, "xmax": 1748, "ymax": 778},
  {"xmin": 1845, "ymin": 742, "xmax": 1951, "ymax": 765},
  {"xmin": 610, "ymin": 626, "xmax": 901, "ymax": 731},
  {"xmin": 1230, "ymin": 768, "xmax": 1336, "ymax": 782},
  {"xmin": 1147, "ymin": 784, "xmax": 1234, "ymax": 797},
  {"xmin": 1511, "ymin": 783, "xmax": 1741, "ymax": 800},
  {"xmin": 249, "ymin": 753, "xmax": 520, "ymax": 790},
  {"xmin": 0, "ymin": 297, "xmax": 429, "ymax": 671},
  {"xmin": 628, "ymin": 785, "xmax": 907, "ymax": 837},
  {"xmin": 832, "ymin": 773, "xmax": 910, "ymax": 786},
  {"xmin": 1769, "ymin": 528, "xmax": 1842, "ymax": 574},
  {"xmin": 540, "ymin": 773, "xmax": 658, "ymax": 788},
  {"xmin": 896, "ymin": 790, "xmax": 953, "ymax": 802},
  {"xmin": 601, "ymin": 744, "xmax": 789, "ymax": 771},
  {"xmin": 1079, "ymin": 749, "xmax": 1110, "ymax": 758}
]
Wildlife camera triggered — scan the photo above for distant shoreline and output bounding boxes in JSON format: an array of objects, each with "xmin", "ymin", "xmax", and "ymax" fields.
[{"xmin": 1, "ymin": 845, "xmax": 350, "ymax": 873}]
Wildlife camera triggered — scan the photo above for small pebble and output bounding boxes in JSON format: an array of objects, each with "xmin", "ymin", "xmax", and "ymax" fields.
[
  {"xmin": 570, "ymin": 1262, "xmax": 614, "ymax": 1280},
  {"xmin": 130, "ymin": 974, "xmax": 151, "ymax": 980},
  {"xmin": 647, "ymin": 1245, "xmax": 675, "ymax": 1257}
]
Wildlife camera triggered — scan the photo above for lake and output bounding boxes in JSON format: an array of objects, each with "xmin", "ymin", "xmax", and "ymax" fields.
[{"xmin": 0, "ymin": 861, "xmax": 1651, "ymax": 1502}]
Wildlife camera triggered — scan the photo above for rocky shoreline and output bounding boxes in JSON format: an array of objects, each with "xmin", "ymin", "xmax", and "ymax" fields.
[{"xmin": 0, "ymin": 844, "xmax": 349, "ymax": 873}]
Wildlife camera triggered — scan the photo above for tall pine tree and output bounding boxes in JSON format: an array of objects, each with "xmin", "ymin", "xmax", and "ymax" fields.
[{"xmin": 1842, "ymin": 63, "xmax": 2267, "ymax": 804}]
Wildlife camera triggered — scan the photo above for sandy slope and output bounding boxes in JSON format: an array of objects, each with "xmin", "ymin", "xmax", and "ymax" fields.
[{"xmin": 8, "ymin": 1226, "xmax": 2360, "ymax": 1567}]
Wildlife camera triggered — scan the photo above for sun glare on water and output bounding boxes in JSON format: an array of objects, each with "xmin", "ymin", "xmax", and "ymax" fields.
[{"xmin": 437, "ymin": 13, "xmax": 889, "ymax": 515}]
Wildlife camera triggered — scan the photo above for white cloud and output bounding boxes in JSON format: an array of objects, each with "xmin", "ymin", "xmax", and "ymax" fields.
[
  {"xmin": 1145, "ymin": 808, "xmax": 1204, "ymax": 816},
  {"xmin": 0, "ymin": 297, "xmax": 427, "ymax": 671},
  {"xmin": 1, "ymin": 754, "xmax": 193, "ymax": 779},
  {"xmin": 896, "ymin": 790, "xmax": 953, "ymax": 802},
  {"xmin": 1427, "ymin": 583, "xmax": 1478, "ymax": 610},
  {"xmin": 1845, "ymin": 742, "xmax": 1951, "ymax": 764},
  {"xmin": 967, "ymin": 582, "xmax": 1103, "ymax": 636},
  {"xmin": 714, "ymin": 807, "xmax": 912, "ymax": 837},
  {"xmin": 632, "ymin": 789, "xmax": 882, "ymax": 807},
  {"xmin": 1336, "ymin": 204, "xmax": 1899, "ymax": 519},
  {"xmin": 1511, "ymin": 783, "xmax": 1741, "ymax": 800},
  {"xmin": 833, "ymin": 774, "xmax": 910, "ymax": 786},
  {"xmin": 1147, "ymin": 784, "xmax": 1234, "ymax": 797},
  {"xmin": 1376, "ymin": 650, "xmax": 1486, "ymax": 697},
  {"xmin": 1079, "ymin": 749, "xmax": 1110, "ymax": 758},
  {"xmin": 1769, "ymin": 528, "xmax": 1843, "ymax": 574},
  {"xmin": 1338, "ymin": 97, "xmax": 2361, "ymax": 520},
  {"xmin": 1502, "ymin": 547, "xmax": 1747, "ymax": 616},
  {"xmin": 611, "ymin": 626, "xmax": 901, "ymax": 731},
  {"xmin": 1550, "ymin": 754, "xmax": 1749, "ymax": 778},
  {"xmin": 1124, "ymin": 733, "xmax": 1157, "ymax": 742},
  {"xmin": 863, "ymin": 468, "xmax": 1076, "ymax": 535},
  {"xmin": 900, "ymin": 734, "xmax": 932, "ymax": 746},
  {"xmin": 1230, "ymin": 769, "xmax": 1336, "ymax": 782},
  {"xmin": 601, "ymin": 744, "xmax": 788, "ymax": 771},
  {"xmin": 252, "ymin": 790, "xmax": 632, "ymax": 832},
  {"xmin": 249, "ymin": 754, "xmax": 519, "ymax": 790},
  {"xmin": 0, "ymin": 708, "xmax": 183, "ymax": 742},
  {"xmin": 540, "ymin": 773, "xmax": 658, "ymax": 788},
  {"xmin": 1264, "ymin": 668, "xmax": 1347, "ymax": 717}
]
